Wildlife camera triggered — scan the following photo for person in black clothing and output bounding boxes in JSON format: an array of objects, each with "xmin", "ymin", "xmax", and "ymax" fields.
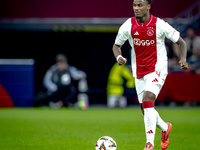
[{"xmin": 43, "ymin": 53, "xmax": 87, "ymax": 108}]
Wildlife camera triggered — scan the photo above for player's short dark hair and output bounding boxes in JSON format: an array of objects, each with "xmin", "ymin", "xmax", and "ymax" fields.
[{"xmin": 146, "ymin": 0, "xmax": 152, "ymax": 4}]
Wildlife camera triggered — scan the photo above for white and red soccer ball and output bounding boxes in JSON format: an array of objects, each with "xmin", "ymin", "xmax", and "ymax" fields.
[{"xmin": 95, "ymin": 136, "xmax": 117, "ymax": 150}]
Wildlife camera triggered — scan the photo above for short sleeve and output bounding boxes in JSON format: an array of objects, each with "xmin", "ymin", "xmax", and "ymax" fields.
[
  {"xmin": 115, "ymin": 18, "xmax": 131, "ymax": 46},
  {"xmin": 162, "ymin": 20, "xmax": 180, "ymax": 43}
]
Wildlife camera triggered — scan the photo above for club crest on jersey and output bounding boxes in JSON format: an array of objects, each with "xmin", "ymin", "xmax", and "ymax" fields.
[{"xmin": 147, "ymin": 29, "xmax": 154, "ymax": 36}]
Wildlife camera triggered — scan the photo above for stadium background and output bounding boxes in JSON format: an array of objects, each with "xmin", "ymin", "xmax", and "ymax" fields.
[{"xmin": 0, "ymin": 0, "xmax": 200, "ymax": 106}]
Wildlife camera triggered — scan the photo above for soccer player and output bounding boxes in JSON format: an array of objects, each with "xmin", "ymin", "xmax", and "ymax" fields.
[{"xmin": 112, "ymin": 0, "xmax": 188, "ymax": 149}]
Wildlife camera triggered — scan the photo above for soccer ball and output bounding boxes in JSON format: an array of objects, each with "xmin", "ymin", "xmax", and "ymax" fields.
[{"xmin": 95, "ymin": 136, "xmax": 117, "ymax": 150}]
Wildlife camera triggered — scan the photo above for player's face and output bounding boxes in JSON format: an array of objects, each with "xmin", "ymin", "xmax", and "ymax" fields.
[{"xmin": 133, "ymin": 0, "xmax": 150, "ymax": 19}]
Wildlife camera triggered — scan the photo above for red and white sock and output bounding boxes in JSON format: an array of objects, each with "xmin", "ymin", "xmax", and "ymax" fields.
[
  {"xmin": 155, "ymin": 110, "xmax": 168, "ymax": 132},
  {"xmin": 143, "ymin": 101, "xmax": 156, "ymax": 146}
]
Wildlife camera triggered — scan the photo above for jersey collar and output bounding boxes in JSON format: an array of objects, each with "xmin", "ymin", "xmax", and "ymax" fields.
[{"xmin": 135, "ymin": 14, "xmax": 153, "ymax": 27}]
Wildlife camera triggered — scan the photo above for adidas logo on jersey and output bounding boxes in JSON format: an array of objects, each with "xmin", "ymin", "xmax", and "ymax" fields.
[
  {"xmin": 134, "ymin": 31, "xmax": 139, "ymax": 35},
  {"xmin": 152, "ymin": 78, "xmax": 158, "ymax": 82}
]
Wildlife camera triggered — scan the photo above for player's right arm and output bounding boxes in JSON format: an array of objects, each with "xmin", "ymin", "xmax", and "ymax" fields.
[
  {"xmin": 113, "ymin": 44, "xmax": 127, "ymax": 65},
  {"xmin": 113, "ymin": 18, "xmax": 131, "ymax": 65}
]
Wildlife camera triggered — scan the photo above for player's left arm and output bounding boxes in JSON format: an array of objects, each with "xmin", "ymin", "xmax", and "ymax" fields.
[
  {"xmin": 175, "ymin": 37, "xmax": 189, "ymax": 70},
  {"xmin": 160, "ymin": 19, "xmax": 188, "ymax": 70}
]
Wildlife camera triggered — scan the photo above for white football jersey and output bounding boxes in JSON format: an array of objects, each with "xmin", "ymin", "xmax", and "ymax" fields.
[{"xmin": 115, "ymin": 15, "xmax": 180, "ymax": 79}]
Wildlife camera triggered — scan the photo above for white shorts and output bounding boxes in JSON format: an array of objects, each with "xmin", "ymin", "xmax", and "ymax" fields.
[{"xmin": 135, "ymin": 70, "xmax": 168, "ymax": 103}]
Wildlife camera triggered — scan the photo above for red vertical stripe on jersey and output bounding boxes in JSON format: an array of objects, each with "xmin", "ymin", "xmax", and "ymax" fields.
[{"xmin": 131, "ymin": 15, "xmax": 157, "ymax": 79}]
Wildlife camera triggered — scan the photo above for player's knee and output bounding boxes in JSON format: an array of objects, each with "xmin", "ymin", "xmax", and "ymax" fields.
[{"xmin": 142, "ymin": 91, "xmax": 155, "ymax": 102}]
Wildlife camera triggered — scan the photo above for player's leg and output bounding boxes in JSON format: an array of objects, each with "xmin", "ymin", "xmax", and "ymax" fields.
[
  {"xmin": 144, "ymin": 71, "xmax": 172, "ymax": 150},
  {"xmin": 142, "ymin": 91, "xmax": 157, "ymax": 147},
  {"xmin": 140, "ymin": 103, "xmax": 168, "ymax": 132},
  {"xmin": 135, "ymin": 78, "xmax": 156, "ymax": 149},
  {"xmin": 139, "ymin": 103, "xmax": 144, "ymax": 115},
  {"xmin": 140, "ymin": 99, "xmax": 168, "ymax": 132},
  {"xmin": 142, "ymin": 92, "xmax": 172, "ymax": 150},
  {"xmin": 156, "ymin": 110, "xmax": 168, "ymax": 131}
]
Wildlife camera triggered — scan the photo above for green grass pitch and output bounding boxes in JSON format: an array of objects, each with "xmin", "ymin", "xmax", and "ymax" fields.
[{"xmin": 0, "ymin": 107, "xmax": 200, "ymax": 150}]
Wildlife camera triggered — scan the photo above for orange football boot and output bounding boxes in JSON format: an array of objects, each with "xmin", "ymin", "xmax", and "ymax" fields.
[{"xmin": 161, "ymin": 123, "xmax": 172, "ymax": 150}]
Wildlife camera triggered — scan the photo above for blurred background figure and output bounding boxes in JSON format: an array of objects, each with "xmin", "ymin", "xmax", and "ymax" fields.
[
  {"xmin": 184, "ymin": 27, "xmax": 200, "ymax": 73},
  {"xmin": 173, "ymin": 27, "xmax": 200, "ymax": 73},
  {"xmin": 107, "ymin": 62, "xmax": 136, "ymax": 108},
  {"xmin": 41, "ymin": 53, "xmax": 88, "ymax": 109}
]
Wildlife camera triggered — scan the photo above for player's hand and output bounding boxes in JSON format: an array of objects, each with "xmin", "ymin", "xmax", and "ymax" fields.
[
  {"xmin": 117, "ymin": 56, "xmax": 127, "ymax": 65},
  {"xmin": 179, "ymin": 58, "xmax": 188, "ymax": 70}
]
